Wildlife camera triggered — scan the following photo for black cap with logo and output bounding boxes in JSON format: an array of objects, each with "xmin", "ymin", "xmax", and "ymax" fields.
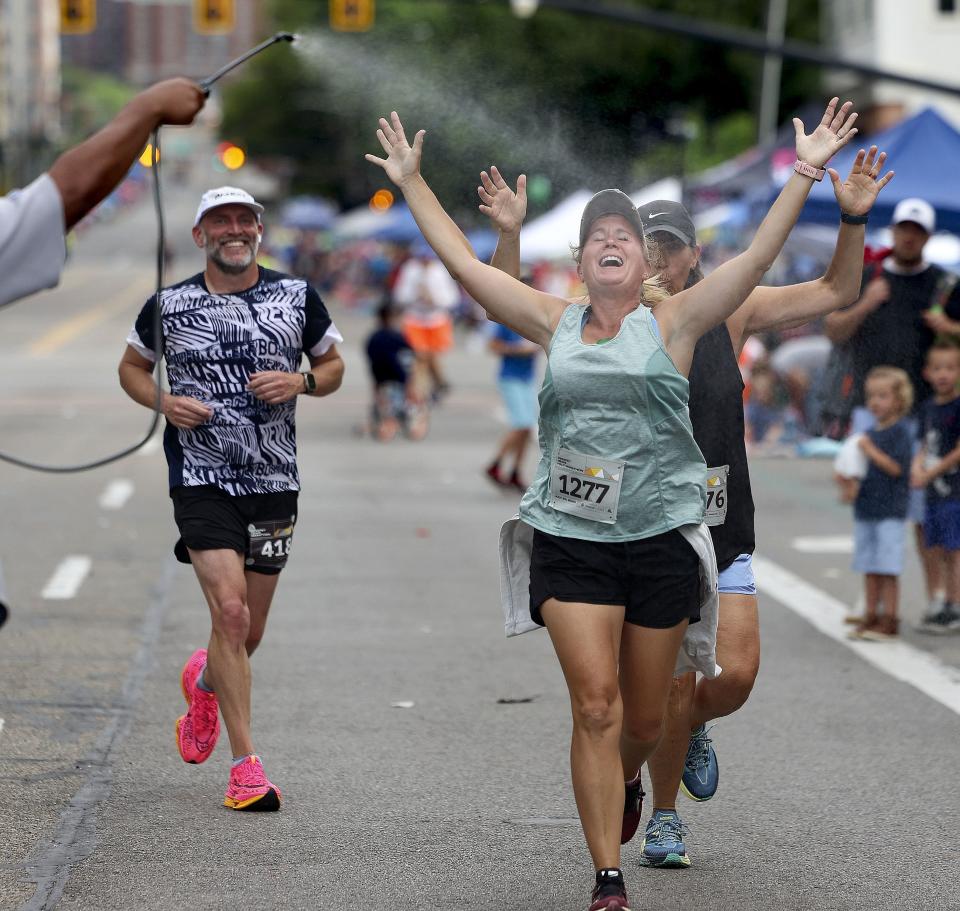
[
  {"xmin": 578, "ymin": 189, "xmax": 646, "ymax": 250},
  {"xmin": 635, "ymin": 199, "xmax": 697, "ymax": 246}
]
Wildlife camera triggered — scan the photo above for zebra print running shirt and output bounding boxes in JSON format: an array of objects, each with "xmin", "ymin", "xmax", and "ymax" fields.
[{"xmin": 126, "ymin": 267, "xmax": 342, "ymax": 496}]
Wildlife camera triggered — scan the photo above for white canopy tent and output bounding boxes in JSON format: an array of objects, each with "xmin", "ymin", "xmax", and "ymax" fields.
[{"xmin": 517, "ymin": 178, "xmax": 682, "ymax": 262}]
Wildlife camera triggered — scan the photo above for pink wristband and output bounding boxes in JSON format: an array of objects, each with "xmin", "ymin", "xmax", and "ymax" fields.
[{"xmin": 794, "ymin": 159, "xmax": 825, "ymax": 182}]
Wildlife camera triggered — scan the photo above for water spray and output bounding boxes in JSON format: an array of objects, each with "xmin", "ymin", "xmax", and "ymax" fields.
[{"xmin": 199, "ymin": 31, "xmax": 299, "ymax": 94}]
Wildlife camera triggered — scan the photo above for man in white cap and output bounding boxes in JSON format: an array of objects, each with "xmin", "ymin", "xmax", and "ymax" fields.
[
  {"xmin": 826, "ymin": 197, "xmax": 960, "ymax": 411},
  {"xmin": 118, "ymin": 186, "xmax": 344, "ymax": 812},
  {"xmin": 826, "ymin": 196, "xmax": 960, "ymax": 624}
]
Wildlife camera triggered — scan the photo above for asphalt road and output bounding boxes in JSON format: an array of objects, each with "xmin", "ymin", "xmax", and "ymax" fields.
[{"xmin": 1, "ymin": 186, "xmax": 958, "ymax": 911}]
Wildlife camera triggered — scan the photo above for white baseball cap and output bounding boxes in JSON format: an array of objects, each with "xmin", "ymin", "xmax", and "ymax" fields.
[
  {"xmin": 194, "ymin": 186, "xmax": 264, "ymax": 227},
  {"xmin": 891, "ymin": 198, "xmax": 935, "ymax": 234}
]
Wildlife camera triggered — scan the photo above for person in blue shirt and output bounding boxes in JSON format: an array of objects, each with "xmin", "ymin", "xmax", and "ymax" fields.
[
  {"xmin": 912, "ymin": 339, "xmax": 960, "ymax": 632},
  {"xmin": 843, "ymin": 366, "xmax": 914, "ymax": 640},
  {"xmin": 486, "ymin": 274, "xmax": 540, "ymax": 490}
]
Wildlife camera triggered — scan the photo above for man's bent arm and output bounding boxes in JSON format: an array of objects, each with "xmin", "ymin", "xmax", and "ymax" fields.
[
  {"xmin": 303, "ymin": 346, "xmax": 344, "ymax": 397},
  {"xmin": 49, "ymin": 79, "xmax": 205, "ymax": 229},
  {"xmin": 118, "ymin": 345, "xmax": 165, "ymax": 410}
]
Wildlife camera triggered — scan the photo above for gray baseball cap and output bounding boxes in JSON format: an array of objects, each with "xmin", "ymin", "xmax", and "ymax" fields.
[
  {"xmin": 636, "ymin": 199, "xmax": 697, "ymax": 246},
  {"xmin": 579, "ymin": 189, "xmax": 645, "ymax": 249}
]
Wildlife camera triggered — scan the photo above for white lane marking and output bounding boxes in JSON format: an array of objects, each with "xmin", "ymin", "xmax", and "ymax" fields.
[
  {"xmin": 42, "ymin": 557, "xmax": 92, "ymax": 600},
  {"xmin": 0, "ymin": 718, "xmax": 5, "ymax": 737},
  {"xmin": 792, "ymin": 535, "xmax": 853, "ymax": 554},
  {"xmin": 754, "ymin": 555, "xmax": 960, "ymax": 717},
  {"xmin": 98, "ymin": 479, "xmax": 134, "ymax": 511}
]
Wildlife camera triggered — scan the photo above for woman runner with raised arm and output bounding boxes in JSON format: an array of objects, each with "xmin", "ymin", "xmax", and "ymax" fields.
[
  {"xmin": 367, "ymin": 100, "xmax": 858, "ymax": 911},
  {"xmin": 481, "ymin": 145, "xmax": 893, "ymax": 870}
]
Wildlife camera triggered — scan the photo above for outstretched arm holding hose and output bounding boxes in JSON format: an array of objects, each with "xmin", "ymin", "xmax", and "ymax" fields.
[{"xmin": 49, "ymin": 79, "xmax": 206, "ymax": 230}]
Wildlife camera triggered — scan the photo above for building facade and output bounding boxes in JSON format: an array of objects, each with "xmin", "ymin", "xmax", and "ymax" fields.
[
  {"xmin": 0, "ymin": 0, "xmax": 62, "ymax": 186},
  {"xmin": 825, "ymin": 0, "xmax": 960, "ymax": 128}
]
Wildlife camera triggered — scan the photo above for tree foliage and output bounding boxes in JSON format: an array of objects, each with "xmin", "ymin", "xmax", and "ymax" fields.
[{"xmin": 222, "ymin": 0, "xmax": 821, "ymax": 218}]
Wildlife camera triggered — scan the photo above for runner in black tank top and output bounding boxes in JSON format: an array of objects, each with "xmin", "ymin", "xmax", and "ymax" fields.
[
  {"xmin": 634, "ymin": 147, "xmax": 893, "ymax": 867},
  {"xmin": 688, "ymin": 321, "xmax": 755, "ymax": 572}
]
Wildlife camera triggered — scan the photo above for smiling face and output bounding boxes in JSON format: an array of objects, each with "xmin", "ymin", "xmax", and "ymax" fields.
[
  {"xmin": 577, "ymin": 215, "xmax": 649, "ymax": 293},
  {"xmin": 193, "ymin": 204, "xmax": 263, "ymax": 275}
]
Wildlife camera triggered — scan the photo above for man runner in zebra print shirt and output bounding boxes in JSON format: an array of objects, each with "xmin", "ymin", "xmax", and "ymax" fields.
[{"xmin": 119, "ymin": 187, "xmax": 344, "ymax": 811}]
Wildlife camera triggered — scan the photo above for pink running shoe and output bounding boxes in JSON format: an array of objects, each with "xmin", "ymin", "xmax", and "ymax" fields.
[
  {"xmin": 175, "ymin": 648, "xmax": 220, "ymax": 764},
  {"xmin": 223, "ymin": 755, "xmax": 281, "ymax": 811}
]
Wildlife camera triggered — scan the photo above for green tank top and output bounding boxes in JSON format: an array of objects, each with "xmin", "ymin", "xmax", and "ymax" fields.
[{"xmin": 519, "ymin": 302, "xmax": 706, "ymax": 541}]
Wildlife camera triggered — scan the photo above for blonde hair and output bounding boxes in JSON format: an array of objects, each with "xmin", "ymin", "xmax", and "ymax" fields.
[
  {"xmin": 865, "ymin": 366, "xmax": 914, "ymax": 417},
  {"xmin": 570, "ymin": 234, "xmax": 672, "ymax": 306}
]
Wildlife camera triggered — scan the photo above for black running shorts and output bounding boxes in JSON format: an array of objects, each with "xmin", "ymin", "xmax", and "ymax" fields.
[
  {"xmin": 529, "ymin": 527, "xmax": 701, "ymax": 629},
  {"xmin": 170, "ymin": 485, "xmax": 299, "ymax": 576}
]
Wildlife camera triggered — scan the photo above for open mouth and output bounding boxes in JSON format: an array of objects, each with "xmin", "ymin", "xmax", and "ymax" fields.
[{"xmin": 599, "ymin": 254, "xmax": 623, "ymax": 268}]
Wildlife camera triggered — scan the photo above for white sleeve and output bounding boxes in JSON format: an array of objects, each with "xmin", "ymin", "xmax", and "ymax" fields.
[
  {"xmin": 426, "ymin": 262, "xmax": 460, "ymax": 311},
  {"xmin": 0, "ymin": 174, "xmax": 67, "ymax": 308},
  {"xmin": 391, "ymin": 261, "xmax": 421, "ymax": 307}
]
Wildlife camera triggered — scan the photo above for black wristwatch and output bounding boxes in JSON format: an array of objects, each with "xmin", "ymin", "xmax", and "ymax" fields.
[
  {"xmin": 301, "ymin": 371, "xmax": 317, "ymax": 394},
  {"xmin": 840, "ymin": 211, "xmax": 869, "ymax": 225}
]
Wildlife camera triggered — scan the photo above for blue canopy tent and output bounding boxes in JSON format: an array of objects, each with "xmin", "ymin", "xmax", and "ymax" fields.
[
  {"xmin": 800, "ymin": 108, "xmax": 960, "ymax": 233},
  {"xmin": 279, "ymin": 196, "xmax": 337, "ymax": 231},
  {"xmin": 369, "ymin": 203, "xmax": 422, "ymax": 243}
]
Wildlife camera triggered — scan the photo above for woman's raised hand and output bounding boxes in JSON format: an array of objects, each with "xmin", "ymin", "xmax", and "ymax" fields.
[
  {"xmin": 794, "ymin": 97, "xmax": 859, "ymax": 168},
  {"xmin": 478, "ymin": 166, "xmax": 528, "ymax": 235},
  {"xmin": 365, "ymin": 111, "xmax": 424, "ymax": 187},
  {"xmin": 829, "ymin": 145, "xmax": 895, "ymax": 215}
]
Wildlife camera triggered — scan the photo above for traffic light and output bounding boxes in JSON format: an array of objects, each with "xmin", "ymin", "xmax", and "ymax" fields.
[
  {"xmin": 194, "ymin": 0, "xmax": 234, "ymax": 35},
  {"xmin": 61, "ymin": 0, "xmax": 96, "ymax": 35},
  {"xmin": 369, "ymin": 189, "xmax": 394, "ymax": 211},
  {"xmin": 215, "ymin": 142, "xmax": 246, "ymax": 171},
  {"xmin": 330, "ymin": 0, "xmax": 375, "ymax": 32}
]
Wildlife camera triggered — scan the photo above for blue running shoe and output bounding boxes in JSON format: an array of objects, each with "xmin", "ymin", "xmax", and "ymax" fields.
[
  {"xmin": 640, "ymin": 809, "xmax": 691, "ymax": 868},
  {"xmin": 680, "ymin": 724, "xmax": 718, "ymax": 801}
]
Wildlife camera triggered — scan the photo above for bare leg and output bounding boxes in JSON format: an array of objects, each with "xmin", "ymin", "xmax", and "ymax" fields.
[
  {"xmin": 188, "ymin": 548, "xmax": 255, "ymax": 759},
  {"xmin": 425, "ymin": 352, "xmax": 447, "ymax": 394},
  {"xmin": 540, "ymin": 598, "xmax": 625, "ymax": 871},
  {"xmin": 864, "ymin": 573, "xmax": 881, "ymax": 622},
  {"xmin": 689, "ymin": 594, "xmax": 760, "ymax": 730},
  {"xmin": 916, "ymin": 523, "xmax": 945, "ymax": 600},
  {"xmin": 878, "ymin": 574, "xmax": 899, "ymax": 623},
  {"xmin": 645, "ymin": 672, "xmax": 695, "ymax": 810},
  {"xmin": 244, "ymin": 570, "xmax": 281, "ymax": 657},
  {"xmin": 942, "ymin": 548, "xmax": 960, "ymax": 603},
  {"xmin": 508, "ymin": 427, "xmax": 533, "ymax": 478},
  {"xmin": 643, "ymin": 594, "xmax": 759, "ymax": 821},
  {"xmin": 618, "ymin": 620, "xmax": 690, "ymax": 781}
]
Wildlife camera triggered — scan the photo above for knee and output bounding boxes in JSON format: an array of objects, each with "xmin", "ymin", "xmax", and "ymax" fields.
[
  {"xmin": 212, "ymin": 596, "xmax": 250, "ymax": 644},
  {"xmin": 717, "ymin": 658, "xmax": 759, "ymax": 712},
  {"xmin": 621, "ymin": 710, "xmax": 665, "ymax": 749},
  {"xmin": 571, "ymin": 687, "xmax": 621, "ymax": 738}
]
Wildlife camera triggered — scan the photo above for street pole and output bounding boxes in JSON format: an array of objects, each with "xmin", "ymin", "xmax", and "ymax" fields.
[{"xmin": 758, "ymin": 0, "xmax": 788, "ymax": 147}]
